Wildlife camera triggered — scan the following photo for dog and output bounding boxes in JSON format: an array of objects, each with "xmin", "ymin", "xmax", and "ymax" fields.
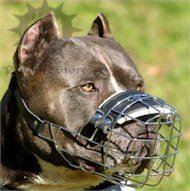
[{"xmin": 1, "ymin": 13, "xmax": 149, "ymax": 191}]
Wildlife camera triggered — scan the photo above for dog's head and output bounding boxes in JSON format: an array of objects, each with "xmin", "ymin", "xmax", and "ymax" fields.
[{"xmin": 13, "ymin": 13, "xmax": 180, "ymax": 186}]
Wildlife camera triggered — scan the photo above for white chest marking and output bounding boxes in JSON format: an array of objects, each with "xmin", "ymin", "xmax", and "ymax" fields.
[{"xmin": 25, "ymin": 156, "xmax": 104, "ymax": 191}]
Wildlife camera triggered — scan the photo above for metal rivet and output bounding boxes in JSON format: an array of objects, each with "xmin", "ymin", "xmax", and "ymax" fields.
[
  {"xmin": 128, "ymin": 97, "xmax": 134, "ymax": 101},
  {"xmin": 103, "ymin": 126, "xmax": 110, "ymax": 134},
  {"xmin": 104, "ymin": 117, "xmax": 112, "ymax": 125},
  {"xmin": 34, "ymin": 120, "xmax": 38, "ymax": 126},
  {"xmin": 95, "ymin": 111, "xmax": 102, "ymax": 119}
]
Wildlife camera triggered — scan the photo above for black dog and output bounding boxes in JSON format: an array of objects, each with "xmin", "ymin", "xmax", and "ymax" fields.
[{"xmin": 1, "ymin": 13, "xmax": 147, "ymax": 190}]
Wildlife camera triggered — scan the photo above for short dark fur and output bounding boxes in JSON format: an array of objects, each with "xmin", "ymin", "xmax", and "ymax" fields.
[{"xmin": 1, "ymin": 13, "xmax": 146, "ymax": 190}]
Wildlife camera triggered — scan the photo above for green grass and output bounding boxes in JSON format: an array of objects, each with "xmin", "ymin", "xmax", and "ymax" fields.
[{"xmin": 0, "ymin": 1, "xmax": 190, "ymax": 191}]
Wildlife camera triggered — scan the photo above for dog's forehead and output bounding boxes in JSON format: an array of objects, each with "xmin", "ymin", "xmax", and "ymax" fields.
[
  {"xmin": 44, "ymin": 38, "xmax": 109, "ymax": 79},
  {"xmin": 43, "ymin": 36, "xmax": 143, "ymax": 89},
  {"xmin": 70, "ymin": 37, "xmax": 142, "ymax": 86},
  {"xmin": 46, "ymin": 37, "xmax": 105, "ymax": 69},
  {"xmin": 70, "ymin": 36, "xmax": 137, "ymax": 70},
  {"xmin": 48, "ymin": 36, "xmax": 139, "ymax": 74}
]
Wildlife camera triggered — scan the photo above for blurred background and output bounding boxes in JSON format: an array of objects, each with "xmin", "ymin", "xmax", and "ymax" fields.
[{"xmin": 0, "ymin": 0, "xmax": 189, "ymax": 190}]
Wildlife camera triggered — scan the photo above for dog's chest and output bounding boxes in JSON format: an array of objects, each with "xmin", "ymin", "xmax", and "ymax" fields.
[{"xmin": 18, "ymin": 156, "xmax": 104, "ymax": 191}]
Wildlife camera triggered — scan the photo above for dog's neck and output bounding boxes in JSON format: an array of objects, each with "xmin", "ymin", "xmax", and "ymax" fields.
[{"xmin": 0, "ymin": 77, "xmax": 42, "ymax": 188}]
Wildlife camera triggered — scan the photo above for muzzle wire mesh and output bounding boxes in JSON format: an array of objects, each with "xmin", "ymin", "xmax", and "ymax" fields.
[{"xmin": 34, "ymin": 91, "xmax": 182, "ymax": 188}]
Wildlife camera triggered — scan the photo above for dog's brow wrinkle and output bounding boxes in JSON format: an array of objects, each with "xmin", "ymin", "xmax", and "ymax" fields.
[
  {"xmin": 71, "ymin": 38, "xmax": 125, "ymax": 92},
  {"xmin": 110, "ymin": 73, "xmax": 123, "ymax": 93},
  {"xmin": 70, "ymin": 38, "xmax": 126, "ymax": 94},
  {"xmin": 89, "ymin": 47, "xmax": 124, "ymax": 93}
]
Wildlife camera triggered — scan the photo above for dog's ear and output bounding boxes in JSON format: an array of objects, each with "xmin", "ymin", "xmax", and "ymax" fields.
[
  {"xmin": 88, "ymin": 13, "xmax": 112, "ymax": 38},
  {"xmin": 15, "ymin": 13, "xmax": 58, "ymax": 71}
]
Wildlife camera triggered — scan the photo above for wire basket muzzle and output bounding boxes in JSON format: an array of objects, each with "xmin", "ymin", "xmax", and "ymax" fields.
[{"xmin": 51, "ymin": 91, "xmax": 182, "ymax": 188}]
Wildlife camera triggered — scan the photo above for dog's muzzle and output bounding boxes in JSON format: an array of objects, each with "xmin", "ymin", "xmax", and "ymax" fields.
[
  {"xmin": 73, "ymin": 91, "xmax": 182, "ymax": 187},
  {"xmin": 13, "ymin": 74, "xmax": 182, "ymax": 188}
]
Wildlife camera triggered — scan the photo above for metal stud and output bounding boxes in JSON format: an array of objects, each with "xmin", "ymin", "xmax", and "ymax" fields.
[{"xmin": 34, "ymin": 120, "xmax": 38, "ymax": 126}]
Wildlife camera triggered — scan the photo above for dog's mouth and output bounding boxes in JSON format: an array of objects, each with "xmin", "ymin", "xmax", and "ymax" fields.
[
  {"xmin": 102, "ymin": 122, "xmax": 157, "ymax": 173},
  {"xmin": 45, "ymin": 106, "xmax": 181, "ymax": 188},
  {"xmin": 117, "ymin": 121, "xmax": 158, "ymax": 164},
  {"xmin": 54, "ymin": 120, "xmax": 158, "ymax": 177},
  {"xmin": 76, "ymin": 144, "xmax": 152, "ymax": 174}
]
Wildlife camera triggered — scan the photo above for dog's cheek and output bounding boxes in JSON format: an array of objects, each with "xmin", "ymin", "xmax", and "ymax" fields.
[
  {"xmin": 32, "ymin": 136, "xmax": 52, "ymax": 154},
  {"xmin": 52, "ymin": 129, "xmax": 76, "ymax": 152},
  {"xmin": 20, "ymin": 120, "xmax": 53, "ymax": 156},
  {"xmin": 61, "ymin": 91, "xmax": 96, "ymax": 130}
]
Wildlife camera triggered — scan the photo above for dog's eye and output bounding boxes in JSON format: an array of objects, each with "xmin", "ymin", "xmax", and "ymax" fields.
[{"xmin": 81, "ymin": 83, "xmax": 96, "ymax": 92}]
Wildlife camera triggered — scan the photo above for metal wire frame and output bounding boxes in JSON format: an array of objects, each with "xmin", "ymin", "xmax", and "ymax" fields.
[{"xmin": 36, "ymin": 93, "xmax": 182, "ymax": 188}]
